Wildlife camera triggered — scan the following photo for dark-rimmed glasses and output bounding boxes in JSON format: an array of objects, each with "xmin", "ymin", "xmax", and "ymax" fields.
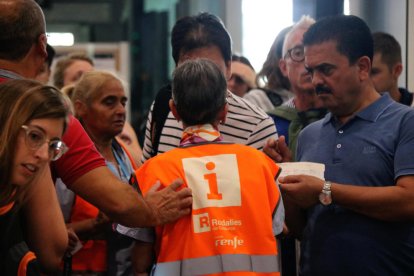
[
  {"xmin": 21, "ymin": 125, "xmax": 68, "ymax": 161},
  {"xmin": 284, "ymin": 45, "xmax": 305, "ymax": 62}
]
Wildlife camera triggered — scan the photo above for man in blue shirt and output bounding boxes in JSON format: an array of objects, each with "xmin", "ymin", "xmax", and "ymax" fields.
[{"xmin": 279, "ymin": 15, "xmax": 414, "ymax": 275}]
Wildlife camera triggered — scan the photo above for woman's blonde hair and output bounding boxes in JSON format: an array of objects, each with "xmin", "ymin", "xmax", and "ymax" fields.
[
  {"xmin": 52, "ymin": 52, "xmax": 94, "ymax": 89},
  {"xmin": 71, "ymin": 70, "xmax": 123, "ymax": 112}
]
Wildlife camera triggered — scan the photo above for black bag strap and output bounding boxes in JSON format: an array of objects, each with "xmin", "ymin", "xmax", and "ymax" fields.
[
  {"xmin": 263, "ymin": 88, "xmax": 283, "ymax": 107},
  {"xmin": 150, "ymin": 84, "xmax": 172, "ymax": 157}
]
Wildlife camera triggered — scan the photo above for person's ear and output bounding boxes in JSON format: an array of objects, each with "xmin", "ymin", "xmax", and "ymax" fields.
[
  {"xmin": 357, "ymin": 56, "xmax": 371, "ymax": 81},
  {"xmin": 225, "ymin": 60, "xmax": 232, "ymax": 80},
  {"xmin": 392, "ymin": 63, "xmax": 403, "ymax": 80},
  {"xmin": 37, "ymin": 33, "xmax": 48, "ymax": 59},
  {"xmin": 169, "ymin": 99, "xmax": 181, "ymax": 121},
  {"xmin": 279, "ymin": 58, "xmax": 288, "ymax": 77},
  {"xmin": 74, "ymin": 100, "xmax": 87, "ymax": 118},
  {"xmin": 218, "ymin": 103, "xmax": 229, "ymax": 124}
]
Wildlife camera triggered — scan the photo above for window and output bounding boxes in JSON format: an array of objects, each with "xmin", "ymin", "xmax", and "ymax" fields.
[{"xmin": 242, "ymin": 0, "xmax": 293, "ymax": 71}]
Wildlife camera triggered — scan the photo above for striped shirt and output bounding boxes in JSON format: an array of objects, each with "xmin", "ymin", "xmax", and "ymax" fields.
[{"xmin": 142, "ymin": 91, "xmax": 278, "ymax": 161}]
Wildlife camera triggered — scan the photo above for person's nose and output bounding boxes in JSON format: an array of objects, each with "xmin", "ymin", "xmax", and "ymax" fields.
[
  {"xmin": 311, "ymin": 70, "xmax": 323, "ymax": 88},
  {"xmin": 34, "ymin": 142, "xmax": 50, "ymax": 161},
  {"xmin": 115, "ymin": 102, "xmax": 126, "ymax": 115}
]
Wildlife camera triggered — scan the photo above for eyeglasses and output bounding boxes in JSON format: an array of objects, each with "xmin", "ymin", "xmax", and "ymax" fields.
[
  {"xmin": 284, "ymin": 45, "xmax": 305, "ymax": 62},
  {"xmin": 21, "ymin": 125, "xmax": 68, "ymax": 161}
]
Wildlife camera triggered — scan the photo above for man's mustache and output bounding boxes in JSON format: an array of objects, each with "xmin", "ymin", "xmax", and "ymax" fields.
[{"xmin": 315, "ymin": 85, "xmax": 332, "ymax": 95}]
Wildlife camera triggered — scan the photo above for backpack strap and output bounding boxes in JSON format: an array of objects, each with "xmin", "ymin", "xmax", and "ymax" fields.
[
  {"xmin": 151, "ymin": 84, "xmax": 172, "ymax": 157},
  {"xmin": 262, "ymin": 88, "xmax": 283, "ymax": 107}
]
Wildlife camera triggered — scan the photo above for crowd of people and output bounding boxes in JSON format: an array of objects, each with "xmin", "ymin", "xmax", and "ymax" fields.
[{"xmin": 0, "ymin": 0, "xmax": 413, "ymax": 275}]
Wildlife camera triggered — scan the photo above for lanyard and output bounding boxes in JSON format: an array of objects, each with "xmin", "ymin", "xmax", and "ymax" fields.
[{"xmin": 112, "ymin": 146, "xmax": 131, "ymax": 181}]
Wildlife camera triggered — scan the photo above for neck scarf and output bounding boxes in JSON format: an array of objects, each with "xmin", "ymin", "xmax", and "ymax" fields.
[{"xmin": 180, "ymin": 124, "xmax": 223, "ymax": 147}]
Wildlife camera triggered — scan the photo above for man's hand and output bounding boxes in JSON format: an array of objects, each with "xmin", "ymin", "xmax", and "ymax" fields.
[
  {"xmin": 144, "ymin": 178, "xmax": 192, "ymax": 226},
  {"xmin": 279, "ymin": 175, "xmax": 324, "ymax": 208},
  {"xmin": 264, "ymin": 136, "xmax": 292, "ymax": 162}
]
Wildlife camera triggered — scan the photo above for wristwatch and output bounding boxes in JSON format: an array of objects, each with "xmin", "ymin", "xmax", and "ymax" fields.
[{"xmin": 319, "ymin": 181, "xmax": 332, "ymax": 206}]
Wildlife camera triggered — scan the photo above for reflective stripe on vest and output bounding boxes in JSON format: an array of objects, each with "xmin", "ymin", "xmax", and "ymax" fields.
[
  {"xmin": 17, "ymin": 251, "xmax": 36, "ymax": 276},
  {"xmin": 0, "ymin": 201, "xmax": 15, "ymax": 215},
  {"xmin": 153, "ymin": 253, "xmax": 280, "ymax": 275}
]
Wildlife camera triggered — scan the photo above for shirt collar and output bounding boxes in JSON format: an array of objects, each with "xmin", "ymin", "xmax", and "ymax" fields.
[
  {"xmin": 323, "ymin": 93, "xmax": 394, "ymax": 125},
  {"xmin": 0, "ymin": 69, "xmax": 24, "ymax": 80}
]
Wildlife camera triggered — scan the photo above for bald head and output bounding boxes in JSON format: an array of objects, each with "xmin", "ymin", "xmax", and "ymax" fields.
[
  {"xmin": 0, "ymin": 0, "xmax": 46, "ymax": 61},
  {"xmin": 282, "ymin": 15, "xmax": 315, "ymax": 57}
]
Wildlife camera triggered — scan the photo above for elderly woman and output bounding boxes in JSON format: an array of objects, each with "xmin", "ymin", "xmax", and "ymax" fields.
[
  {"xmin": 0, "ymin": 79, "xmax": 69, "ymax": 274},
  {"xmin": 53, "ymin": 52, "xmax": 142, "ymax": 166},
  {"xmin": 65, "ymin": 71, "xmax": 138, "ymax": 275}
]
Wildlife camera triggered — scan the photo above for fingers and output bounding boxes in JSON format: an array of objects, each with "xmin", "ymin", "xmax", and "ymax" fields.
[
  {"xmin": 144, "ymin": 178, "xmax": 193, "ymax": 226},
  {"xmin": 147, "ymin": 180, "xmax": 161, "ymax": 193},
  {"xmin": 277, "ymin": 136, "xmax": 293, "ymax": 162},
  {"xmin": 264, "ymin": 138, "xmax": 283, "ymax": 162},
  {"xmin": 178, "ymin": 194, "xmax": 193, "ymax": 210},
  {"xmin": 165, "ymin": 178, "xmax": 192, "ymax": 204},
  {"xmin": 168, "ymin": 178, "xmax": 184, "ymax": 191},
  {"xmin": 178, "ymin": 206, "xmax": 192, "ymax": 216},
  {"xmin": 278, "ymin": 175, "xmax": 302, "ymax": 184},
  {"xmin": 278, "ymin": 135, "xmax": 286, "ymax": 145},
  {"xmin": 264, "ymin": 136, "xmax": 293, "ymax": 162},
  {"xmin": 266, "ymin": 137, "xmax": 277, "ymax": 148},
  {"xmin": 167, "ymin": 179, "xmax": 193, "ymax": 215}
]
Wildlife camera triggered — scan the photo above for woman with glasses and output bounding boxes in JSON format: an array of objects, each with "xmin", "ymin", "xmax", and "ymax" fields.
[
  {"xmin": 0, "ymin": 79, "xmax": 69, "ymax": 274},
  {"xmin": 62, "ymin": 71, "xmax": 138, "ymax": 275}
]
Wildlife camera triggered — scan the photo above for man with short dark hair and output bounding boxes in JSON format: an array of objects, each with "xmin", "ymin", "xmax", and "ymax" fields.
[
  {"xmin": 279, "ymin": 15, "xmax": 414, "ymax": 275},
  {"xmin": 142, "ymin": 12, "xmax": 278, "ymax": 162},
  {"xmin": 371, "ymin": 31, "xmax": 413, "ymax": 105}
]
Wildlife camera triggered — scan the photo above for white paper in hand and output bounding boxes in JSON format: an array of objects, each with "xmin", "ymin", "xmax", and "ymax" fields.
[{"xmin": 278, "ymin": 162, "xmax": 325, "ymax": 182}]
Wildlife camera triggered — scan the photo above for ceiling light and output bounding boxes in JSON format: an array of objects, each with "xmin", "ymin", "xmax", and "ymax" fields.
[{"xmin": 47, "ymin": 32, "xmax": 74, "ymax": 46}]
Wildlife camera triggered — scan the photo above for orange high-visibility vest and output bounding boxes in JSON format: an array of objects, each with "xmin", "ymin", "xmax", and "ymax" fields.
[
  {"xmin": 70, "ymin": 196, "xmax": 107, "ymax": 272},
  {"xmin": 69, "ymin": 142, "xmax": 138, "ymax": 272},
  {"xmin": 136, "ymin": 143, "xmax": 282, "ymax": 276}
]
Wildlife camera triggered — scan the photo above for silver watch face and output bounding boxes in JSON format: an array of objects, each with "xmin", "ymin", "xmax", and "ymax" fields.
[{"xmin": 319, "ymin": 192, "xmax": 332, "ymax": 205}]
